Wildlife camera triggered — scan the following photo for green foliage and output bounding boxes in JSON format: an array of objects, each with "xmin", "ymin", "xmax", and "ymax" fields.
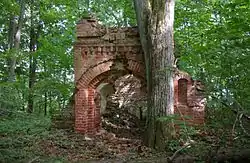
[
  {"xmin": 0, "ymin": 0, "xmax": 250, "ymax": 160},
  {"xmin": 0, "ymin": 0, "xmax": 78, "ymax": 115},
  {"xmin": 89, "ymin": 0, "xmax": 136, "ymax": 26},
  {"xmin": 0, "ymin": 111, "xmax": 51, "ymax": 162},
  {"xmin": 0, "ymin": 0, "xmax": 136, "ymax": 117},
  {"xmin": 175, "ymin": 0, "xmax": 250, "ymax": 109},
  {"xmin": 0, "ymin": 113, "xmax": 50, "ymax": 136},
  {"xmin": 0, "ymin": 82, "xmax": 26, "ymax": 110}
]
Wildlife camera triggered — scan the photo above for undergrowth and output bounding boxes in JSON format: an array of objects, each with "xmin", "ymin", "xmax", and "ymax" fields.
[
  {"xmin": 1, "ymin": 107, "xmax": 250, "ymax": 163},
  {"xmin": 0, "ymin": 110, "xmax": 57, "ymax": 163},
  {"xmin": 165, "ymin": 107, "xmax": 250, "ymax": 162}
]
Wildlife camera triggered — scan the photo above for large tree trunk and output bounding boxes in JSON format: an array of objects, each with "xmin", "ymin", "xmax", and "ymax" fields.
[
  {"xmin": 7, "ymin": 0, "xmax": 25, "ymax": 82},
  {"xmin": 134, "ymin": 0, "xmax": 175, "ymax": 149}
]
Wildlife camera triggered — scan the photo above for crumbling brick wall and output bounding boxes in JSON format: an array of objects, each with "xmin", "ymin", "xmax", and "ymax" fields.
[
  {"xmin": 74, "ymin": 18, "xmax": 144, "ymax": 134},
  {"xmin": 174, "ymin": 70, "xmax": 206, "ymax": 125},
  {"xmin": 73, "ymin": 17, "xmax": 205, "ymax": 134}
]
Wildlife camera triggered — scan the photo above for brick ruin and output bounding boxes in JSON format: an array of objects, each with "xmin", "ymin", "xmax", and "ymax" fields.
[{"xmin": 73, "ymin": 18, "xmax": 205, "ymax": 134}]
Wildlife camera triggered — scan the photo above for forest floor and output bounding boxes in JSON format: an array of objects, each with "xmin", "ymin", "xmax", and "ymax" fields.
[{"xmin": 1, "ymin": 107, "xmax": 250, "ymax": 163}]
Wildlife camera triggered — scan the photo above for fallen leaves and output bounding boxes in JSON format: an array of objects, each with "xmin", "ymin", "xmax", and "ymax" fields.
[{"xmin": 38, "ymin": 105, "xmax": 146, "ymax": 162}]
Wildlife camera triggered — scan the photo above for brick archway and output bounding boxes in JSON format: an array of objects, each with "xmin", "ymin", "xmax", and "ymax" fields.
[
  {"xmin": 74, "ymin": 59, "xmax": 145, "ymax": 133},
  {"xmin": 73, "ymin": 18, "xmax": 145, "ymax": 133},
  {"xmin": 73, "ymin": 18, "xmax": 205, "ymax": 134},
  {"xmin": 77, "ymin": 59, "xmax": 144, "ymax": 89}
]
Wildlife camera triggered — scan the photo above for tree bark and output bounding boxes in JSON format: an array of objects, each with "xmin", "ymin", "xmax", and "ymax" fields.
[
  {"xmin": 7, "ymin": 0, "xmax": 25, "ymax": 82},
  {"xmin": 134, "ymin": 0, "xmax": 175, "ymax": 149},
  {"xmin": 8, "ymin": 16, "xmax": 15, "ymax": 50},
  {"xmin": 28, "ymin": 0, "xmax": 40, "ymax": 113}
]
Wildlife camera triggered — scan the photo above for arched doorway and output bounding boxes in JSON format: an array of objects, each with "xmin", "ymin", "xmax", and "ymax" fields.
[{"xmin": 74, "ymin": 58, "xmax": 145, "ymax": 134}]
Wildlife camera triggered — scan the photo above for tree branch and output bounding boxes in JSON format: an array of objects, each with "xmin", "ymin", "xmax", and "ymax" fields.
[{"xmin": 168, "ymin": 141, "xmax": 194, "ymax": 162}]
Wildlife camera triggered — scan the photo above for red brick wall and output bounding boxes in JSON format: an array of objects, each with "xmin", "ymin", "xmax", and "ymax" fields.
[
  {"xmin": 173, "ymin": 71, "xmax": 205, "ymax": 125},
  {"xmin": 73, "ymin": 18, "xmax": 205, "ymax": 134},
  {"xmin": 74, "ymin": 18, "xmax": 145, "ymax": 134}
]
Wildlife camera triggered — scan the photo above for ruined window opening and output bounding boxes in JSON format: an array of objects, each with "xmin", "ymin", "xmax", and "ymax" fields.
[{"xmin": 178, "ymin": 78, "xmax": 188, "ymax": 105}]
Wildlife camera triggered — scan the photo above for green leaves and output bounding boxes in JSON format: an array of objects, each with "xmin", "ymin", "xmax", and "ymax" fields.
[
  {"xmin": 89, "ymin": 0, "xmax": 136, "ymax": 26},
  {"xmin": 175, "ymin": 0, "xmax": 250, "ymax": 110}
]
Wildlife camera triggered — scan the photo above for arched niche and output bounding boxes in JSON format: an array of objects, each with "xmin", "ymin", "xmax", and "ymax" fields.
[{"xmin": 178, "ymin": 78, "xmax": 188, "ymax": 105}]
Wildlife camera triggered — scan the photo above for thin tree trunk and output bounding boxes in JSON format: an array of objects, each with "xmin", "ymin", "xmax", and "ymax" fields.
[
  {"xmin": 62, "ymin": 69, "xmax": 67, "ymax": 109},
  {"xmin": 7, "ymin": 16, "xmax": 16, "ymax": 82},
  {"xmin": 28, "ymin": 1, "xmax": 40, "ymax": 113},
  {"xmin": 134, "ymin": 0, "xmax": 175, "ymax": 149},
  {"xmin": 44, "ymin": 92, "xmax": 47, "ymax": 116},
  {"xmin": 49, "ymin": 91, "xmax": 52, "ymax": 114},
  {"xmin": 28, "ymin": 0, "xmax": 35, "ymax": 113},
  {"xmin": 7, "ymin": 0, "xmax": 25, "ymax": 82},
  {"xmin": 43, "ymin": 59, "xmax": 47, "ymax": 116}
]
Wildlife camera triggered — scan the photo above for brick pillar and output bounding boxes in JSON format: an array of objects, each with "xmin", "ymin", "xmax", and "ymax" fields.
[
  {"xmin": 75, "ymin": 89, "xmax": 88, "ymax": 133},
  {"xmin": 174, "ymin": 80, "xmax": 178, "ymax": 114},
  {"xmin": 174, "ymin": 80, "xmax": 178, "ymax": 104},
  {"xmin": 187, "ymin": 80, "xmax": 194, "ymax": 107},
  {"xmin": 75, "ymin": 88, "xmax": 101, "ymax": 134},
  {"xmin": 95, "ymin": 104, "xmax": 101, "ymax": 132},
  {"xmin": 94, "ymin": 91, "xmax": 101, "ymax": 132},
  {"xmin": 87, "ymin": 88, "xmax": 95, "ymax": 134}
]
